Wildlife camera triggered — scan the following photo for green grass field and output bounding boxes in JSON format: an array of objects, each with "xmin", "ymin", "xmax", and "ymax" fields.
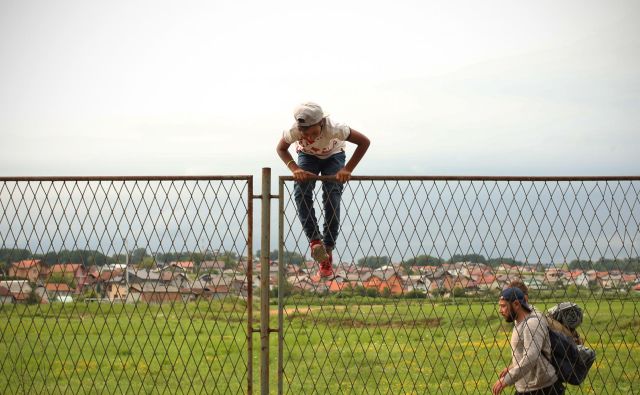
[{"xmin": 1, "ymin": 297, "xmax": 638, "ymax": 394}]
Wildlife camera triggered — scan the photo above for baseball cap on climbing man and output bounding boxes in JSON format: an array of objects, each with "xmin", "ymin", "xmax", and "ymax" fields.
[{"xmin": 293, "ymin": 102, "xmax": 325, "ymax": 127}]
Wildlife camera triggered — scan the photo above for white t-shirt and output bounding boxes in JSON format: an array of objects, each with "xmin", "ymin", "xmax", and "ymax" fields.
[{"xmin": 282, "ymin": 117, "xmax": 351, "ymax": 159}]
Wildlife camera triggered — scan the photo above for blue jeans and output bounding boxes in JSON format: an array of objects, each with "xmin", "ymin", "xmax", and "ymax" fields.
[
  {"xmin": 516, "ymin": 380, "xmax": 565, "ymax": 395},
  {"xmin": 294, "ymin": 151, "xmax": 345, "ymax": 249}
]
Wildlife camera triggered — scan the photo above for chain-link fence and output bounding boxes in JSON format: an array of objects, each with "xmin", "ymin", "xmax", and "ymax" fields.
[
  {"xmin": 1, "ymin": 175, "xmax": 639, "ymax": 394},
  {"xmin": 278, "ymin": 176, "xmax": 640, "ymax": 395},
  {"xmin": 0, "ymin": 176, "xmax": 254, "ymax": 394}
]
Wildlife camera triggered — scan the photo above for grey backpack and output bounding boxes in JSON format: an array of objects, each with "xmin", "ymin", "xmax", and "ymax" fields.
[{"xmin": 545, "ymin": 302, "xmax": 596, "ymax": 385}]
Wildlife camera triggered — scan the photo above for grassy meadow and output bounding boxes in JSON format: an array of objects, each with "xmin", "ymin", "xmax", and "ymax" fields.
[{"xmin": 1, "ymin": 296, "xmax": 638, "ymax": 394}]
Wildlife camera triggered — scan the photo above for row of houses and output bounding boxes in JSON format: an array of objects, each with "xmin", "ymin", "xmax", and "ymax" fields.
[
  {"xmin": 261, "ymin": 260, "xmax": 640, "ymax": 296},
  {"xmin": 2, "ymin": 259, "xmax": 639, "ymax": 304},
  {"xmin": 2, "ymin": 259, "xmax": 250, "ymax": 304},
  {"xmin": 5, "ymin": 259, "xmax": 236, "ymax": 283}
]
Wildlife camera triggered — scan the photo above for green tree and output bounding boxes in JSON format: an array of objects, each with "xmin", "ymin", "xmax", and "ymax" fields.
[
  {"xmin": 358, "ymin": 256, "xmax": 390, "ymax": 269},
  {"xmin": 0, "ymin": 248, "xmax": 31, "ymax": 263},
  {"xmin": 403, "ymin": 255, "xmax": 443, "ymax": 266},
  {"xmin": 486, "ymin": 257, "xmax": 525, "ymax": 267},
  {"xmin": 270, "ymin": 281, "xmax": 294, "ymax": 298},
  {"xmin": 448, "ymin": 254, "xmax": 487, "ymax": 264},
  {"xmin": 130, "ymin": 248, "xmax": 148, "ymax": 265},
  {"xmin": 156, "ymin": 252, "xmax": 177, "ymax": 263},
  {"xmin": 566, "ymin": 284, "xmax": 579, "ymax": 298},
  {"xmin": 26, "ymin": 286, "xmax": 40, "ymax": 305},
  {"xmin": 36, "ymin": 249, "xmax": 111, "ymax": 266},
  {"xmin": 138, "ymin": 256, "xmax": 156, "ymax": 270},
  {"xmin": 220, "ymin": 251, "xmax": 239, "ymax": 269},
  {"xmin": 569, "ymin": 257, "xmax": 640, "ymax": 272},
  {"xmin": 256, "ymin": 250, "xmax": 306, "ymax": 266},
  {"xmin": 366, "ymin": 287, "xmax": 379, "ymax": 298},
  {"xmin": 47, "ymin": 272, "xmax": 75, "ymax": 287},
  {"xmin": 354, "ymin": 286, "xmax": 367, "ymax": 297},
  {"xmin": 191, "ymin": 252, "xmax": 205, "ymax": 265},
  {"xmin": 77, "ymin": 288, "xmax": 99, "ymax": 301},
  {"xmin": 404, "ymin": 290, "xmax": 426, "ymax": 299}
]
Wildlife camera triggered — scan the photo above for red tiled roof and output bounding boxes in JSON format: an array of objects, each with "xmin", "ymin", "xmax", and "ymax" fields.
[
  {"xmin": 45, "ymin": 283, "xmax": 73, "ymax": 292},
  {"xmin": 14, "ymin": 293, "xmax": 29, "ymax": 301},
  {"xmin": 328, "ymin": 280, "xmax": 348, "ymax": 292},
  {"xmin": 161, "ymin": 271, "xmax": 177, "ymax": 281},
  {"xmin": 100, "ymin": 270, "xmax": 121, "ymax": 281},
  {"xmin": 477, "ymin": 275, "xmax": 496, "ymax": 284},
  {"xmin": 172, "ymin": 261, "xmax": 194, "ymax": 269},
  {"xmin": 12, "ymin": 259, "xmax": 42, "ymax": 269},
  {"xmin": 49, "ymin": 264, "xmax": 84, "ymax": 274}
]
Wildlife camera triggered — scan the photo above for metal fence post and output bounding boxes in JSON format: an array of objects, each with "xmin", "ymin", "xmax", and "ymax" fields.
[
  {"xmin": 260, "ymin": 167, "xmax": 271, "ymax": 395},
  {"xmin": 247, "ymin": 175, "xmax": 254, "ymax": 395},
  {"xmin": 277, "ymin": 176, "xmax": 285, "ymax": 395}
]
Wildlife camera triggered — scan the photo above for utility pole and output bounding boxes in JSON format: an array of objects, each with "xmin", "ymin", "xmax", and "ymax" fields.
[
  {"xmin": 125, "ymin": 248, "xmax": 129, "ymax": 287},
  {"xmin": 124, "ymin": 246, "xmax": 130, "ymax": 302}
]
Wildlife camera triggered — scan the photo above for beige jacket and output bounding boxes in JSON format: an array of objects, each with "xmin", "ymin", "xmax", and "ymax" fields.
[{"xmin": 503, "ymin": 314, "xmax": 558, "ymax": 392}]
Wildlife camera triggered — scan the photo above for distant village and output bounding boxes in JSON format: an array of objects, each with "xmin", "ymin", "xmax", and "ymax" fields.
[{"xmin": 2, "ymin": 257, "xmax": 640, "ymax": 305}]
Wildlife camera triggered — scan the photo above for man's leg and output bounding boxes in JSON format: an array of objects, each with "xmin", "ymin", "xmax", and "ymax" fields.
[
  {"xmin": 550, "ymin": 380, "xmax": 565, "ymax": 395},
  {"xmin": 319, "ymin": 152, "xmax": 346, "ymax": 250},
  {"xmin": 515, "ymin": 381, "xmax": 565, "ymax": 395},
  {"xmin": 293, "ymin": 153, "xmax": 324, "ymax": 257}
]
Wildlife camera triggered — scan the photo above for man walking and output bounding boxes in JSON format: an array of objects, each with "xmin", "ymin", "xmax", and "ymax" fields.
[{"xmin": 492, "ymin": 287, "xmax": 564, "ymax": 395}]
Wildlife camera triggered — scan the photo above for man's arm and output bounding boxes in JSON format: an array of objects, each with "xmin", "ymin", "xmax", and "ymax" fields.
[
  {"xmin": 336, "ymin": 128, "xmax": 370, "ymax": 182},
  {"xmin": 276, "ymin": 137, "xmax": 295, "ymax": 168},
  {"xmin": 276, "ymin": 137, "xmax": 315, "ymax": 182},
  {"xmin": 492, "ymin": 377, "xmax": 508, "ymax": 395},
  {"xmin": 502, "ymin": 317, "xmax": 546, "ymax": 386}
]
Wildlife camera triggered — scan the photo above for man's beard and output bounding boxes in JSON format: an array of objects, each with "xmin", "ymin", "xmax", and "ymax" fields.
[{"xmin": 504, "ymin": 310, "xmax": 517, "ymax": 323}]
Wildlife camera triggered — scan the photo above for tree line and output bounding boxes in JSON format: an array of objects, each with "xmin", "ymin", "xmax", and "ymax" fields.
[
  {"xmin": 0, "ymin": 248, "xmax": 240, "ymax": 270},
  {"xmin": 569, "ymin": 258, "xmax": 640, "ymax": 273},
  {"xmin": 359, "ymin": 254, "xmax": 640, "ymax": 272},
  {"xmin": 357, "ymin": 254, "xmax": 526, "ymax": 269}
]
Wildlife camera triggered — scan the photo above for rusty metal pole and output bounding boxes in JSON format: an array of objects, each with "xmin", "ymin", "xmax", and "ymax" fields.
[
  {"xmin": 247, "ymin": 176, "xmax": 254, "ymax": 395},
  {"xmin": 260, "ymin": 168, "xmax": 271, "ymax": 395},
  {"xmin": 277, "ymin": 176, "xmax": 285, "ymax": 395}
]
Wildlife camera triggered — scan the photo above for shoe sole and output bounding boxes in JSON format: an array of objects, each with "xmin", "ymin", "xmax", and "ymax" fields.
[
  {"xmin": 311, "ymin": 244, "xmax": 329, "ymax": 262},
  {"xmin": 318, "ymin": 269, "xmax": 334, "ymax": 279}
]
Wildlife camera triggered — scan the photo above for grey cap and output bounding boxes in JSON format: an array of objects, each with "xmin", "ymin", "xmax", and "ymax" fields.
[{"xmin": 293, "ymin": 102, "xmax": 325, "ymax": 127}]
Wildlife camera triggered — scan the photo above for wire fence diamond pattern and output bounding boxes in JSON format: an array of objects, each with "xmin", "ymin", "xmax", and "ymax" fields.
[
  {"xmin": 0, "ymin": 177, "xmax": 253, "ymax": 395},
  {"xmin": 1, "ymin": 176, "xmax": 639, "ymax": 394},
  {"xmin": 278, "ymin": 177, "xmax": 639, "ymax": 395}
]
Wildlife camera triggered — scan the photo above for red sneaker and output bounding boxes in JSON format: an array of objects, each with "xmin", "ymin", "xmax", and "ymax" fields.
[
  {"xmin": 309, "ymin": 239, "xmax": 328, "ymax": 262},
  {"xmin": 317, "ymin": 250, "xmax": 334, "ymax": 278}
]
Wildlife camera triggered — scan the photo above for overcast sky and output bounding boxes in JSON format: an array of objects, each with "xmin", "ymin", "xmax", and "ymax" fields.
[{"xmin": 1, "ymin": 0, "xmax": 639, "ymax": 179}]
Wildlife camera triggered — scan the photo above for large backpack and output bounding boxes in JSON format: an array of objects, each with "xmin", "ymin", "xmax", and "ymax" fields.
[{"xmin": 544, "ymin": 303, "xmax": 596, "ymax": 385}]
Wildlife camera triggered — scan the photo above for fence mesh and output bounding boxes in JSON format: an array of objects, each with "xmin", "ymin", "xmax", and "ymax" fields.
[
  {"xmin": 0, "ymin": 177, "xmax": 252, "ymax": 395},
  {"xmin": 1, "ymin": 176, "xmax": 639, "ymax": 394},
  {"xmin": 279, "ymin": 177, "xmax": 640, "ymax": 394}
]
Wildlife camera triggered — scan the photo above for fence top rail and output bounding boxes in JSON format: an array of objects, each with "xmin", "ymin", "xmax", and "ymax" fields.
[
  {"xmin": 280, "ymin": 175, "xmax": 640, "ymax": 182},
  {"xmin": 0, "ymin": 175, "xmax": 253, "ymax": 182},
  {"xmin": 2, "ymin": 175, "xmax": 639, "ymax": 182}
]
